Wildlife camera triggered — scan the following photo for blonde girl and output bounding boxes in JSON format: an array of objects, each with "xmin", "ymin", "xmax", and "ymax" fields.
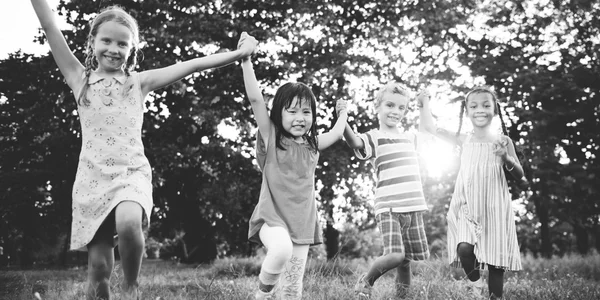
[{"xmin": 30, "ymin": 1, "xmax": 256, "ymax": 299}]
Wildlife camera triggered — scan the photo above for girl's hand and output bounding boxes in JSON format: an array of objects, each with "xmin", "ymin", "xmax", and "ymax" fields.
[
  {"xmin": 416, "ymin": 89, "xmax": 431, "ymax": 108},
  {"xmin": 335, "ymin": 99, "xmax": 347, "ymax": 116},
  {"xmin": 238, "ymin": 32, "xmax": 258, "ymax": 61},
  {"xmin": 492, "ymin": 136, "xmax": 510, "ymax": 160}
]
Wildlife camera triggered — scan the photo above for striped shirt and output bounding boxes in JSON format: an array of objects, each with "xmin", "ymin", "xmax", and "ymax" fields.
[{"xmin": 355, "ymin": 130, "xmax": 428, "ymax": 215}]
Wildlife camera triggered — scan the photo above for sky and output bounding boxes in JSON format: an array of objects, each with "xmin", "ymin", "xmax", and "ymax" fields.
[{"xmin": 0, "ymin": 0, "xmax": 64, "ymax": 59}]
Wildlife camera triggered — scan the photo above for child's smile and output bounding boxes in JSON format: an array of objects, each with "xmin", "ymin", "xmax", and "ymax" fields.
[
  {"xmin": 94, "ymin": 20, "xmax": 133, "ymax": 73},
  {"xmin": 377, "ymin": 93, "xmax": 409, "ymax": 129}
]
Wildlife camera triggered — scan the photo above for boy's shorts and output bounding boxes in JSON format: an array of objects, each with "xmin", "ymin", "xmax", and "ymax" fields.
[{"xmin": 376, "ymin": 210, "xmax": 429, "ymax": 260}]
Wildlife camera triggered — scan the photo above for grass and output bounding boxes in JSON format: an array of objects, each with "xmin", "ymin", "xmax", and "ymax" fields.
[{"xmin": 1, "ymin": 253, "xmax": 599, "ymax": 300}]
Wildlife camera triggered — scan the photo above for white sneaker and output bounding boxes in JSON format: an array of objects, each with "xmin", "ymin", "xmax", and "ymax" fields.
[
  {"xmin": 255, "ymin": 289, "xmax": 276, "ymax": 300},
  {"xmin": 466, "ymin": 277, "xmax": 485, "ymax": 298}
]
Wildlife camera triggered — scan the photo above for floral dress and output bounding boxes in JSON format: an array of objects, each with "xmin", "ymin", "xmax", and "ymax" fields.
[{"xmin": 70, "ymin": 71, "xmax": 152, "ymax": 251}]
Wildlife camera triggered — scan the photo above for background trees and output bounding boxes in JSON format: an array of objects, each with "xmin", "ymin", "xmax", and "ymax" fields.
[{"xmin": 0, "ymin": 0, "xmax": 598, "ymax": 266}]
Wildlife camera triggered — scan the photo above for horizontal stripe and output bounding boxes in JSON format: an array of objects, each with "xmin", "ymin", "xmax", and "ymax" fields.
[
  {"xmin": 375, "ymin": 191, "xmax": 425, "ymax": 202},
  {"xmin": 378, "ymin": 159, "xmax": 419, "ymax": 172},
  {"xmin": 376, "ymin": 175, "xmax": 421, "ymax": 188},
  {"xmin": 378, "ymin": 138, "xmax": 412, "ymax": 145},
  {"xmin": 375, "ymin": 152, "xmax": 417, "ymax": 167}
]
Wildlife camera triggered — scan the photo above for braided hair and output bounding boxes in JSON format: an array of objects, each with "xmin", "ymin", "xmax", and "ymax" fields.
[
  {"xmin": 77, "ymin": 6, "xmax": 141, "ymax": 106},
  {"xmin": 458, "ymin": 86, "xmax": 527, "ymax": 189}
]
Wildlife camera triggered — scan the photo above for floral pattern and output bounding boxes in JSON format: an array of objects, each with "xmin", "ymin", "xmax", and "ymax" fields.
[{"xmin": 70, "ymin": 72, "xmax": 152, "ymax": 251}]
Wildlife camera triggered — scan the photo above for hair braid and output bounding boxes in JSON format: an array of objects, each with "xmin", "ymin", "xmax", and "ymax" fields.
[
  {"xmin": 497, "ymin": 102, "xmax": 509, "ymax": 136},
  {"xmin": 77, "ymin": 39, "xmax": 97, "ymax": 106},
  {"xmin": 456, "ymin": 100, "xmax": 465, "ymax": 137}
]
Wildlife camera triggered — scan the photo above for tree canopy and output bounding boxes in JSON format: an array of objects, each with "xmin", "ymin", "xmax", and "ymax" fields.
[{"xmin": 0, "ymin": 0, "xmax": 598, "ymax": 266}]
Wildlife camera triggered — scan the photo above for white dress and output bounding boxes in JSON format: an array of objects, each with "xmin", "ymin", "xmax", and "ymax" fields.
[{"xmin": 70, "ymin": 71, "xmax": 152, "ymax": 251}]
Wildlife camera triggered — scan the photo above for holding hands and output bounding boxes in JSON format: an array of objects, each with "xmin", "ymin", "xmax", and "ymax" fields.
[
  {"xmin": 238, "ymin": 32, "xmax": 258, "ymax": 61},
  {"xmin": 336, "ymin": 99, "xmax": 348, "ymax": 116},
  {"xmin": 416, "ymin": 89, "xmax": 431, "ymax": 108}
]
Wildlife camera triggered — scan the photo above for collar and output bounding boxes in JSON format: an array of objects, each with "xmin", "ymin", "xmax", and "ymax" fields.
[{"xmin": 86, "ymin": 71, "xmax": 128, "ymax": 85}]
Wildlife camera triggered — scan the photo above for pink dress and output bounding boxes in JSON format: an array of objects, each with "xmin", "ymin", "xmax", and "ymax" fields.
[
  {"xmin": 447, "ymin": 135, "xmax": 522, "ymax": 270},
  {"xmin": 248, "ymin": 125, "xmax": 322, "ymax": 245},
  {"xmin": 70, "ymin": 71, "xmax": 152, "ymax": 251}
]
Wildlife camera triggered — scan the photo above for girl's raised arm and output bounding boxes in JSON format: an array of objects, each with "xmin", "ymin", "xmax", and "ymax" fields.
[
  {"xmin": 241, "ymin": 57, "xmax": 271, "ymax": 145},
  {"xmin": 30, "ymin": 0, "xmax": 84, "ymax": 90},
  {"xmin": 317, "ymin": 100, "xmax": 348, "ymax": 151},
  {"xmin": 418, "ymin": 90, "xmax": 464, "ymax": 145},
  {"xmin": 139, "ymin": 34, "xmax": 257, "ymax": 96}
]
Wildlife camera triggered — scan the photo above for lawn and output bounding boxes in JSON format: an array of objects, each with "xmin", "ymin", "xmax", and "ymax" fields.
[{"xmin": 1, "ymin": 252, "xmax": 599, "ymax": 300}]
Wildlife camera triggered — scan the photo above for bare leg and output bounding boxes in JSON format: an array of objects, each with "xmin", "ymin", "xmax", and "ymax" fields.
[
  {"xmin": 87, "ymin": 218, "xmax": 115, "ymax": 300},
  {"xmin": 115, "ymin": 201, "xmax": 144, "ymax": 299},
  {"xmin": 364, "ymin": 252, "xmax": 405, "ymax": 286},
  {"xmin": 395, "ymin": 259, "xmax": 411, "ymax": 298}
]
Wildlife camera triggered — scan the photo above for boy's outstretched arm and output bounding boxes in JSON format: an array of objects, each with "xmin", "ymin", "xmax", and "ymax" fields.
[
  {"xmin": 139, "ymin": 33, "xmax": 258, "ymax": 95},
  {"xmin": 317, "ymin": 101, "xmax": 348, "ymax": 151},
  {"xmin": 342, "ymin": 123, "xmax": 364, "ymax": 150},
  {"xmin": 30, "ymin": 0, "xmax": 84, "ymax": 90},
  {"xmin": 241, "ymin": 57, "xmax": 271, "ymax": 145}
]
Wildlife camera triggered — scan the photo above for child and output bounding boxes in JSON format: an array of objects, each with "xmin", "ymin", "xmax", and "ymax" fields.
[
  {"xmin": 30, "ymin": 1, "xmax": 257, "ymax": 299},
  {"xmin": 240, "ymin": 33, "xmax": 348, "ymax": 300},
  {"xmin": 419, "ymin": 87, "xmax": 527, "ymax": 299},
  {"xmin": 343, "ymin": 82, "xmax": 430, "ymax": 299}
]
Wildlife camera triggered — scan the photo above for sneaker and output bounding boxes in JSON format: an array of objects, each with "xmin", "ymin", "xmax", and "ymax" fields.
[
  {"xmin": 354, "ymin": 274, "xmax": 372, "ymax": 299},
  {"xmin": 465, "ymin": 277, "xmax": 485, "ymax": 298},
  {"xmin": 255, "ymin": 289, "xmax": 276, "ymax": 300}
]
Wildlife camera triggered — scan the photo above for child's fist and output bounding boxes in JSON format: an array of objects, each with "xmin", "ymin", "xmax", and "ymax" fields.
[
  {"xmin": 492, "ymin": 136, "xmax": 510, "ymax": 159},
  {"xmin": 416, "ymin": 89, "xmax": 431, "ymax": 107},
  {"xmin": 335, "ymin": 100, "xmax": 347, "ymax": 115},
  {"xmin": 238, "ymin": 32, "xmax": 258, "ymax": 58}
]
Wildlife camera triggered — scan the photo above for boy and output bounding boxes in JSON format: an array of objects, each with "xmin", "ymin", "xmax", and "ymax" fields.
[{"xmin": 342, "ymin": 82, "xmax": 429, "ymax": 299}]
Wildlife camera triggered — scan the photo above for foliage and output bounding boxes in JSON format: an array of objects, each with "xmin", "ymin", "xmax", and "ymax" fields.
[{"xmin": 1, "ymin": 0, "xmax": 599, "ymax": 267}]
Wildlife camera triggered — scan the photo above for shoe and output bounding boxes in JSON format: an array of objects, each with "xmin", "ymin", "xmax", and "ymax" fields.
[
  {"xmin": 255, "ymin": 289, "xmax": 276, "ymax": 300},
  {"xmin": 465, "ymin": 277, "xmax": 485, "ymax": 298},
  {"xmin": 354, "ymin": 274, "xmax": 372, "ymax": 299}
]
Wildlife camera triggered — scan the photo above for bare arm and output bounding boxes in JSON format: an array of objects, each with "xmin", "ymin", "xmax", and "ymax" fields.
[
  {"xmin": 318, "ymin": 110, "xmax": 348, "ymax": 151},
  {"xmin": 342, "ymin": 123, "xmax": 365, "ymax": 149},
  {"xmin": 502, "ymin": 137, "xmax": 525, "ymax": 180},
  {"xmin": 241, "ymin": 58, "xmax": 271, "ymax": 145},
  {"xmin": 418, "ymin": 90, "xmax": 464, "ymax": 145},
  {"xmin": 140, "ymin": 49, "xmax": 250, "ymax": 96},
  {"xmin": 139, "ymin": 33, "xmax": 257, "ymax": 95},
  {"xmin": 30, "ymin": 0, "xmax": 84, "ymax": 90}
]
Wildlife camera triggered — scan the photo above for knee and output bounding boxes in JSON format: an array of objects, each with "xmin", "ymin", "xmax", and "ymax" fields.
[
  {"xmin": 386, "ymin": 252, "xmax": 406, "ymax": 266},
  {"xmin": 457, "ymin": 243, "xmax": 474, "ymax": 258},
  {"xmin": 398, "ymin": 258, "xmax": 410, "ymax": 271},
  {"xmin": 115, "ymin": 214, "xmax": 142, "ymax": 237},
  {"xmin": 89, "ymin": 258, "xmax": 111, "ymax": 280},
  {"xmin": 268, "ymin": 241, "xmax": 293, "ymax": 265}
]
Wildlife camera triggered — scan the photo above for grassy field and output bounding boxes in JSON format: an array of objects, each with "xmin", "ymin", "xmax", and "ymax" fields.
[{"xmin": 1, "ymin": 252, "xmax": 599, "ymax": 300}]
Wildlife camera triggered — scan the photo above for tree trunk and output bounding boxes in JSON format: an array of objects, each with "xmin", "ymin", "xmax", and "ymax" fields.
[
  {"xmin": 325, "ymin": 217, "xmax": 339, "ymax": 260},
  {"xmin": 533, "ymin": 194, "xmax": 551, "ymax": 258},
  {"xmin": 572, "ymin": 223, "xmax": 589, "ymax": 255}
]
